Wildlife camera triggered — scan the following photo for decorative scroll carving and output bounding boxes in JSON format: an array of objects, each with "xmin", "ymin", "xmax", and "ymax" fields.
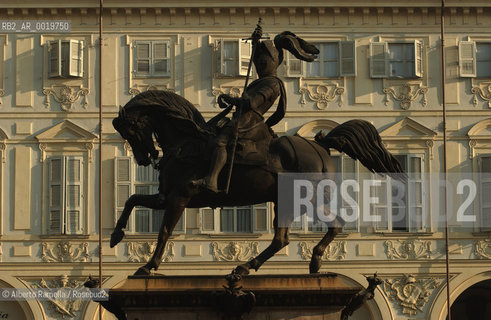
[
  {"xmin": 299, "ymin": 84, "xmax": 344, "ymax": 109},
  {"xmin": 469, "ymin": 139, "xmax": 477, "ymax": 160},
  {"xmin": 128, "ymin": 84, "xmax": 175, "ymax": 97},
  {"xmin": 475, "ymin": 239, "xmax": 491, "ymax": 259},
  {"xmin": 299, "ymin": 241, "xmax": 347, "ymax": 261},
  {"xmin": 127, "ymin": 241, "xmax": 174, "ymax": 263},
  {"xmin": 211, "ymin": 241, "xmax": 259, "ymax": 262},
  {"xmin": 0, "ymin": 142, "xmax": 5, "ymax": 163},
  {"xmin": 42, "ymin": 86, "xmax": 89, "ymax": 111},
  {"xmin": 211, "ymin": 86, "xmax": 242, "ymax": 108},
  {"xmin": 41, "ymin": 241, "xmax": 89, "ymax": 263},
  {"xmin": 425, "ymin": 140, "xmax": 434, "ymax": 160},
  {"xmin": 28, "ymin": 275, "xmax": 85, "ymax": 319},
  {"xmin": 471, "ymin": 84, "xmax": 491, "ymax": 108},
  {"xmin": 383, "ymin": 274, "xmax": 443, "ymax": 316},
  {"xmin": 38, "ymin": 143, "xmax": 47, "ymax": 162},
  {"xmin": 385, "ymin": 240, "xmax": 431, "ymax": 260},
  {"xmin": 383, "ymin": 84, "xmax": 428, "ymax": 110},
  {"xmin": 85, "ymin": 142, "xmax": 94, "ymax": 163},
  {"xmin": 0, "ymin": 89, "xmax": 4, "ymax": 105}
]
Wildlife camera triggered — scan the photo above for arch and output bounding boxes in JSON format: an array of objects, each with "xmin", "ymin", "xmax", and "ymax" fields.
[
  {"xmin": 0, "ymin": 277, "xmax": 44, "ymax": 320},
  {"xmin": 468, "ymin": 118, "xmax": 491, "ymax": 137},
  {"xmin": 296, "ymin": 119, "xmax": 340, "ymax": 138},
  {"xmin": 429, "ymin": 271, "xmax": 491, "ymax": 320},
  {"xmin": 334, "ymin": 272, "xmax": 392, "ymax": 320}
]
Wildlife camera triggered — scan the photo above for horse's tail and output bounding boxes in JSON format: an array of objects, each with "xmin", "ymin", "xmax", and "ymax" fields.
[{"xmin": 314, "ymin": 120, "xmax": 407, "ymax": 181}]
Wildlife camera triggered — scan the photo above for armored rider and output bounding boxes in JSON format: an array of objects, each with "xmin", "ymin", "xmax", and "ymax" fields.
[{"xmin": 193, "ymin": 25, "xmax": 319, "ymax": 193}]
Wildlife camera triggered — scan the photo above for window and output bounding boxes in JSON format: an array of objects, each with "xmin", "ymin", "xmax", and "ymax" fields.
[
  {"xmin": 215, "ymin": 39, "xmax": 251, "ymax": 77},
  {"xmin": 47, "ymin": 156, "xmax": 84, "ymax": 234},
  {"xmin": 133, "ymin": 40, "xmax": 171, "ymax": 77},
  {"xmin": 459, "ymin": 41, "xmax": 491, "ymax": 78},
  {"xmin": 115, "ymin": 157, "xmax": 183, "ymax": 233},
  {"xmin": 291, "ymin": 156, "xmax": 357, "ymax": 233},
  {"xmin": 48, "ymin": 40, "xmax": 84, "ymax": 78},
  {"xmin": 373, "ymin": 154, "xmax": 425, "ymax": 232},
  {"xmin": 285, "ymin": 41, "xmax": 356, "ymax": 78},
  {"xmin": 478, "ymin": 155, "xmax": 491, "ymax": 231},
  {"xmin": 200, "ymin": 203, "xmax": 269, "ymax": 233},
  {"xmin": 370, "ymin": 41, "xmax": 423, "ymax": 78}
]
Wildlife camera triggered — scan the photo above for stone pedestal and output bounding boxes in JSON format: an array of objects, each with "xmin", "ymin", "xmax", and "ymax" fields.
[{"xmin": 105, "ymin": 273, "xmax": 363, "ymax": 320}]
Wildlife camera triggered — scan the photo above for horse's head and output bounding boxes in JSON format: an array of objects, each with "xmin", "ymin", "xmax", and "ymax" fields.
[{"xmin": 113, "ymin": 106, "xmax": 158, "ymax": 166}]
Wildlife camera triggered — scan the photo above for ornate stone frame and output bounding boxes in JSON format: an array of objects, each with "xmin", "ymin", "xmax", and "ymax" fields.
[
  {"xmin": 35, "ymin": 120, "xmax": 97, "ymax": 235},
  {"xmin": 126, "ymin": 34, "xmax": 178, "ymax": 97},
  {"xmin": 40, "ymin": 34, "xmax": 94, "ymax": 112}
]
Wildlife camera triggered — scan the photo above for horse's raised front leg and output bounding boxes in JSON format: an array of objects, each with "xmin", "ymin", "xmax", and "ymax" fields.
[
  {"xmin": 309, "ymin": 217, "xmax": 343, "ymax": 274},
  {"xmin": 110, "ymin": 193, "xmax": 166, "ymax": 248},
  {"xmin": 134, "ymin": 194, "xmax": 186, "ymax": 276}
]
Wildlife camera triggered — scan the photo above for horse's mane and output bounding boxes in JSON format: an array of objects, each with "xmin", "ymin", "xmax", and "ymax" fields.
[{"xmin": 123, "ymin": 90, "xmax": 214, "ymax": 138}]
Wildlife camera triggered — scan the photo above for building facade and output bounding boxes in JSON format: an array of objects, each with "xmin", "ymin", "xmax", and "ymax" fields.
[{"xmin": 0, "ymin": 0, "xmax": 490, "ymax": 319}]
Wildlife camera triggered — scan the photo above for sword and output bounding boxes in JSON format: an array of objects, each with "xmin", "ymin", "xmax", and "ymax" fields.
[{"xmin": 224, "ymin": 18, "xmax": 269, "ymax": 194}]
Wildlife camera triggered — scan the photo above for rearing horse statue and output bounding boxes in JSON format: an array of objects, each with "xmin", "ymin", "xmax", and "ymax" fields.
[{"xmin": 110, "ymin": 90, "xmax": 404, "ymax": 276}]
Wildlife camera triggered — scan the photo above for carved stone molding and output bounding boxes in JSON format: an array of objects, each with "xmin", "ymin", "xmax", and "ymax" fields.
[
  {"xmin": 42, "ymin": 85, "xmax": 89, "ymax": 111},
  {"xmin": 41, "ymin": 241, "xmax": 89, "ymax": 263},
  {"xmin": 383, "ymin": 274, "xmax": 443, "ymax": 316},
  {"xmin": 299, "ymin": 84, "xmax": 344, "ymax": 109},
  {"xmin": 127, "ymin": 241, "xmax": 174, "ymax": 263},
  {"xmin": 211, "ymin": 86, "xmax": 242, "ymax": 108},
  {"xmin": 385, "ymin": 240, "xmax": 431, "ymax": 260},
  {"xmin": 299, "ymin": 241, "xmax": 347, "ymax": 261},
  {"xmin": 383, "ymin": 84, "xmax": 428, "ymax": 110},
  {"xmin": 475, "ymin": 239, "xmax": 491, "ymax": 259},
  {"xmin": 26, "ymin": 275, "xmax": 86, "ymax": 319},
  {"xmin": 211, "ymin": 241, "xmax": 259, "ymax": 262},
  {"xmin": 471, "ymin": 84, "xmax": 491, "ymax": 108},
  {"xmin": 0, "ymin": 89, "xmax": 4, "ymax": 105},
  {"xmin": 128, "ymin": 84, "xmax": 175, "ymax": 97}
]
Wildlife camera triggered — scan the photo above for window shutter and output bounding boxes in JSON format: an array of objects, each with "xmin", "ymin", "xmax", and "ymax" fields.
[
  {"xmin": 414, "ymin": 40, "xmax": 423, "ymax": 78},
  {"xmin": 374, "ymin": 179, "xmax": 390, "ymax": 231},
  {"xmin": 153, "ymin": 41, "xmax": 170, "ymax": 75},
  {"xmin": 286, "ymin": 52, "xmax": 303, "ymax": 77},
  {"xmin": 408, "ymin": 155, "xmax": 424, "ymax": 232},
  {"xmin": 479, "ymin": 156, "xmax": 491, "ymax": 231},
  {"xmin": 135, "ymin": 41, "xmax": 151, "ymax": 74},
  {"xmin": 239, "ymin": 41, "xmax": 252, "ymax": 76},
  {"xmin": 201, "ymin": 208, "xmax": 215, "ymax": 232},
  {"xmin": 370, "ymin": 42, "xmax": 389, "ymax": 78},
  {"xmin": 68, "ymin": 40, "xmax": 84, "ymax": 77},
  {"xmin": 220, "ymin": 40, "xmax": 236, "ymax": 76},
  {"xmin": 48, "ymin": 40, "xmax": 62, "ymax": 78},
  {"xmin": 340, "ymin": 41, "xmax": 356, "ymax": 76},
  {"xmin": 65, "ymin": 156, "xmax": 83, "ymax": 234},
  {"xmin": 48, "ymin": 157, "xmax": 64, "ymax": 233},
  {"xmin": 459, "ymin": 41, "xmax": 477, "ymax": 77},
  {"xmin": 115, "ymin": 157, "xmax": 133, "ymax": 231},
  {"xmin": 253, "ymin": 204, "xmax": 268, "ymax": 232}
]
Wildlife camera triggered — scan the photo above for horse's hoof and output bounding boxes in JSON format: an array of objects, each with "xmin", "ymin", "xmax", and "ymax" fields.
[
  {"xmin": 233, "ymin": 264, "xmax": 250, "ymax": 276},
  {"xmin": 110, "ymin": 229, "xmax": 125, "ymax": 248},
  {"xmin": 134, "ymin": 267, "xmax": 151, "ymax": 276},
  {"xmin": 309, "ymin": 256, "xmax": 322, "ymax": 274}
]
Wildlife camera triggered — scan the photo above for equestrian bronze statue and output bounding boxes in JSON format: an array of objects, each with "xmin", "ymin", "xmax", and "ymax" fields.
[{"xmin": 110, "ymin": 28, "xmax": 405, "ymax": 276}]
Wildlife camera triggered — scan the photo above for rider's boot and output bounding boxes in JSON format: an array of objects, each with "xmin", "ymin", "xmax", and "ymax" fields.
[{"xmin": 192, "ymin": 145, "xmax": 227, "ymax": 193}]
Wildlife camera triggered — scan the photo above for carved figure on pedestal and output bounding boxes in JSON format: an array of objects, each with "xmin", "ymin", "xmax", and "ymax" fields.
[{"xmin": 110, "ymin": 26, "xmax": 406, "ymax": 277}]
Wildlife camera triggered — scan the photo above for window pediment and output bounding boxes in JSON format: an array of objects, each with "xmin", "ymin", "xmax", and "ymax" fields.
[
  {"xmin": 35, "ymin": 120, "xmax": 97, "ymax": 143},
  {"xmin": 380, "ymin": 117, "xmax": 436, "ymax": 140},
  {"xmin": 0, "ymin": 127, "xmax": 7, "ymax": 140},
  {"xmin": 468, "ymin": 118, "xmax": 491, "ymax": 139},
  {"xmin": 35, "ymin": 120, "xmax": 97, "ymax": 162}
]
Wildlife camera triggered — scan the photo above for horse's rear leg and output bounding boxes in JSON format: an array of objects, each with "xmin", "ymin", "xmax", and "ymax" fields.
[
  {"xmin": 110, "ymin": 193, "xmax": 166, "ymax": 248},
  {"xmin": 309, "ymin": 217, "xmax": 343, "ymax": 274},
  {"xmin": 234, "ymin": 226, "xmax": 289, "ymax": 276},
  {"xmin": 134, "ymin": 195, "xmax": 186, "ymax": 276}
]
